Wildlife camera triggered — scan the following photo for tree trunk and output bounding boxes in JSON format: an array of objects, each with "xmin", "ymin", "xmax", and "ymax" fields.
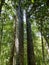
[
  {"xmin": 8, "ymin": 44, "xmax": 15, "ymax": 65},
  {"xmin": 26, "ymin": 12, "xmax": 36, "ymax": 65},
  {"xmin": 40, "ymin": 20, "xmax": 45, "ymax": 63},
  {"xmin": 16, "ymin": 0, "xmax": 24, "ymax": 65},
  {"xmin": 7, "ymin": 18, "xmax": 16, "ymax": 65},
  {"xmin": 0, "ymin": 0, "xmax": 5, "ymax": 54}
]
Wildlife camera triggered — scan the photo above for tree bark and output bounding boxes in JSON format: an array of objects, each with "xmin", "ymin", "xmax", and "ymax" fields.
[
  {"xmin": 26, "ymin": 12, "xmax": 36, "ymax": 65},
  {"xmin": 8, "ymin": 44, "xmax": 15, "ymax": 65},
  {"xmin": 16, "ymin": 0, "xmax": 24, "ymax": 65},
  {"xmin": 40, "ymin": 20, "xmax": 45, "ymax": 63}
]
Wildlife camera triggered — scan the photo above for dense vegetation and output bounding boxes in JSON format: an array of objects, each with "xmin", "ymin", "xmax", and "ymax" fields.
[{"xmin": 0, "ymin": 0, "xmax": 49, "ymax": 65}]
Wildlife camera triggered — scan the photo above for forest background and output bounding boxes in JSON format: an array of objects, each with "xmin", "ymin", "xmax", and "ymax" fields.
[{"xmin": 0, "ymin": 0, "xmax": 49, "ymax": 65}]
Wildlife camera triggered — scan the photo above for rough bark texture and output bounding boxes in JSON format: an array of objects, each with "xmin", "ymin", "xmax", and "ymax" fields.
[{"xmin": 26, "ymin": 12, "xmax": 36, "ymax": 65}]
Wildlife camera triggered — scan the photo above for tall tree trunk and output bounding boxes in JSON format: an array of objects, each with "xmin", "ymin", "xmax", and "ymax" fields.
[
  {"xmin": 40, "ymin": 20, "xmax": 45, "ymax": 63},
  {"xmin": 14, "ymin": 15, "xmax": 19, "ymax": 65},
  {"xmin": 26, "ymin": 12, "xmax": 36, "ymax": 65},
  {"xmin": 0, "ymin": 0, "xmax": 5, "ymax": 64},
  {"xmin": 6, "ymin": 15, "xmax": 17, "ymax": 65},
  {"xmin": 8, "ymin": 44, "xmax": 15, "ymax": 65},
  {"xmin": 16, "ymin": 0, "xmax": 24, "ymax": 65},
  {"xmin": 0, "ymin": 20, "xmax": 3, "ymax": 54},
  {"xmin": 7, "ymin": 17, "xmax": 16, "ymax": 65},
  {"xmin": 0, "ymin": 0, "xmax": 5, "ymax": 54}
]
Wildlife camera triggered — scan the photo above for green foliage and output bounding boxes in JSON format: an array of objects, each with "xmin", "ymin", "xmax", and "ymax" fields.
[
  {"xmin": 0, "ymin": 0, "xmax": 49, "ymax": 65},
  {"xmin": 31, "ymin": 0, "xmax": 34, "ymax": 3}
]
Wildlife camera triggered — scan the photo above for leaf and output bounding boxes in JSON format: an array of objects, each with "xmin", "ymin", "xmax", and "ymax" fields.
[{"xmin": 31, "ymin": 0, "xmax": 34, "ymax": 3}]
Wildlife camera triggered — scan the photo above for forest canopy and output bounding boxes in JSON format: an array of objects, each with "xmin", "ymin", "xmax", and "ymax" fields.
[{"xmin": 0, "ymin": 0, "xmax": 49, "ymax": 65}]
